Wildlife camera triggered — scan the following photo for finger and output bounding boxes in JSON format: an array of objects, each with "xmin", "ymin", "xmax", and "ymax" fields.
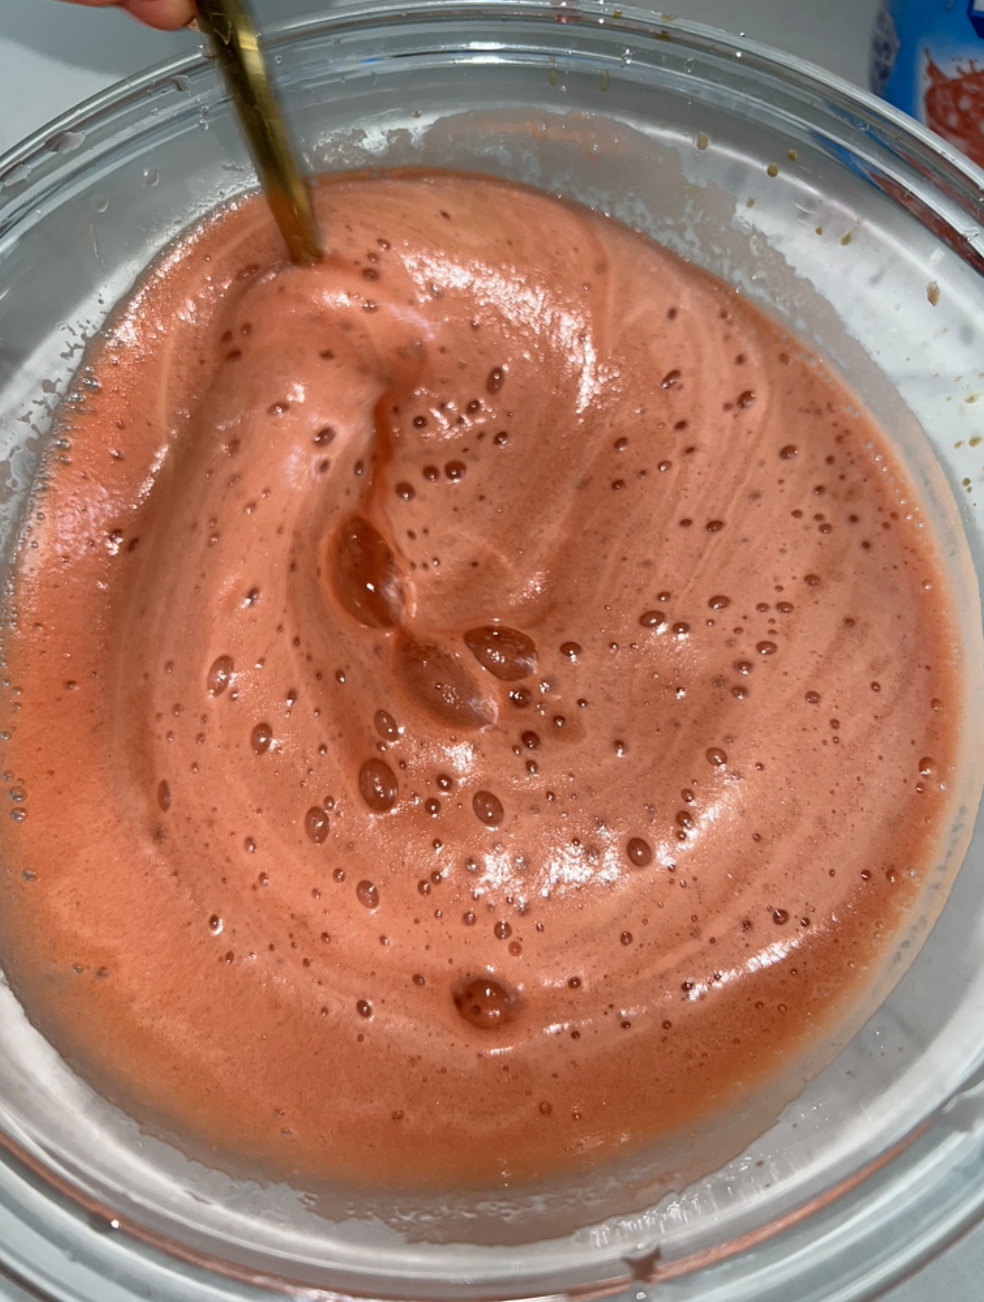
[
  {"xmin": 122, "ymin": 0, "xmax": 197, "ymax": 30},
  {"xmin": 62, "ymin": 0, "xmax": 197, "ymax": 31}
]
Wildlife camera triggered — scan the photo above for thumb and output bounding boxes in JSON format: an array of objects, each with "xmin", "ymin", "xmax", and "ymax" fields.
[
  {"xmin": 120, "ymin": 0, "xmax": 197, "ymax": 30},
  {"xmin": 62, "ymin": 0, "xmax": 197, "ymax": 31}
]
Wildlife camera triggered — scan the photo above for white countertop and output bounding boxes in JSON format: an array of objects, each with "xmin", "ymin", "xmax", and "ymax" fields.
[{"xmin": 1, "ymin": 1, "xmax": 982, "ymax": 1299}]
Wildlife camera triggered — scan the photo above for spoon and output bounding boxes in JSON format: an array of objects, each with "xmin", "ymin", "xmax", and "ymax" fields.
[{"xmin": 194, "ymin": 0, "xmax": 323, "ymax": 265}]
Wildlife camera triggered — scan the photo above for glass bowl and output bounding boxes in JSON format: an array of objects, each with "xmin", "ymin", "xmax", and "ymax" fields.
[{"xmin": 1, "ymin": 4, "xmax": 984, "ymax": 1300}]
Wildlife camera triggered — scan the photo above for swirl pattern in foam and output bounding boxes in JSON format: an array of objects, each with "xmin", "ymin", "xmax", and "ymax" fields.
[{"xmin": 0, "ymin": 173, "xmax": 964, "ymax": 1187}]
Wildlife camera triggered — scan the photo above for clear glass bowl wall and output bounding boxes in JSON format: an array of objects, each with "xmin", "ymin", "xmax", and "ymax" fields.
[{"xmin": 1, "ymin": 5, "xmax": 984, "ymax": 1302}]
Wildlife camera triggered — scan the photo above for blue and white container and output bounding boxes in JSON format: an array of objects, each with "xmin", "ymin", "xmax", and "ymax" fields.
[{"xmin": 872, "ymin": 1, "xmax": 984, "ymax": 167}]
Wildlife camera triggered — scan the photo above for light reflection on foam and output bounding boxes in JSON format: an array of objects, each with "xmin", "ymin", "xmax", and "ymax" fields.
[
  {"xmin": 478, "ymin": 839, "xmax": 625, "ymax": 900},
  {"xmin": 684, "ymin": 936, "xmax": 801, "ymax": 1003},
  {"xmin": 442, "ymin": 740, "xmax": 476, "ymax": 773},
  {"xmin": 404, "ymin": 253, "xmax": 603, "ymax": 414}
]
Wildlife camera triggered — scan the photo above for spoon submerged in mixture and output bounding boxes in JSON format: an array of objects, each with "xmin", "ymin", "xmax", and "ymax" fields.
[{"xmin": 194, "ymin": 0, "xmax": 322, "ymax": 264}]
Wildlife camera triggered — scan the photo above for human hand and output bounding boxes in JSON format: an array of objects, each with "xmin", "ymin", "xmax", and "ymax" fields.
[{"xmin": 58, "ymin": 0, "xmax": 196, "ymax": 31}]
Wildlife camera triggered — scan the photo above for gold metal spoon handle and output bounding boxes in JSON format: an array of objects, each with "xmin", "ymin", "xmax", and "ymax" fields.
[{"xmin": 194, "ymin": 0, "xmax": 323, "ymax": 265}]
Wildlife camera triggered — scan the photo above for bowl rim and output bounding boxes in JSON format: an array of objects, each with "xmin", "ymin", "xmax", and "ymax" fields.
[{"xmin": 1, "ymin": 0, "xmax": 983, "ymax": 204}]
